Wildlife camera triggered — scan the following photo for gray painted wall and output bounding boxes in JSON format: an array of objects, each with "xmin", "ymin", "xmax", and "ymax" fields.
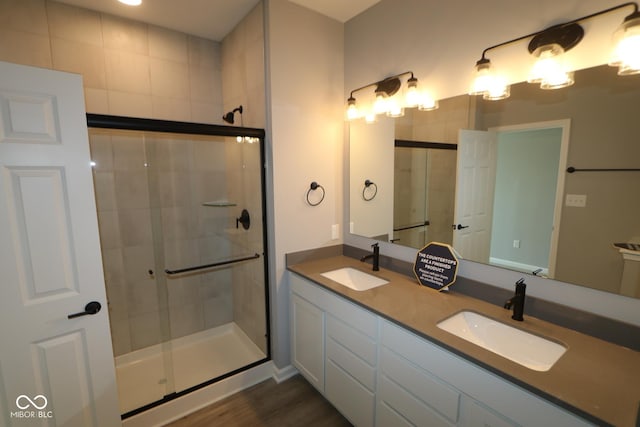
[{"xmin": 490, "ymin": 128, "xmax": 561, "ymax": 269}]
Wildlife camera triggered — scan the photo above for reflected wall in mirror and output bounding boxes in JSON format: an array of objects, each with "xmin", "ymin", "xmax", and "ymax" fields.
[{"xmin": 349, "ymin": 64, "xmax": 640, "ymax": 298}]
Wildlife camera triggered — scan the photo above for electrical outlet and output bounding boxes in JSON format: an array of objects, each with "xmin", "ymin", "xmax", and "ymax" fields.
[
  {"xmin": 513, "ymin": 240, "xmax": 520, "ymax": 248},
  {"xmin": 331, "ymin": 224, "xmax": 340, "ymax": 240},
  {"xmin": 565, "ymin": 194, "xmax": 587, "ymax": 207}
]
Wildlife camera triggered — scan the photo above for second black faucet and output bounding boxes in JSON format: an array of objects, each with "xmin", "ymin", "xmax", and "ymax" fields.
[
  {"xmin": 504, "ymin": 278, "xmax": 526, "ymax": 321},
  {"xmin": 360, "ymin": 242, "xmax": 380, "ymax": 271}
]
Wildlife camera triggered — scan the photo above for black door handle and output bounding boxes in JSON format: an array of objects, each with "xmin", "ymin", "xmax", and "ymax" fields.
[
  {"xmin": 68, "ymin": 301, "xmax": 102, "ymax": 319},
  {"xmin": 453, "ymin": 224, "xmax": 470, "ymax": 230}
]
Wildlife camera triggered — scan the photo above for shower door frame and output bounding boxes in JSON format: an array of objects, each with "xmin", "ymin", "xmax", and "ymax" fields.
[{"xmin": 87, "ymin": 113, "xmax": 271, "ymax": 418}]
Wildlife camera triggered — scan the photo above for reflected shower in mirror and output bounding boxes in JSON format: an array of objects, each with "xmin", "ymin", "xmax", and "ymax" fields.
[{"xmin": 349, "ymin": 64, "xmax": 640, "ymax": 298}]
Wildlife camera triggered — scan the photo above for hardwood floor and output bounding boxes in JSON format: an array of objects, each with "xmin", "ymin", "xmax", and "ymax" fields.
[{"xmin": 165, "ymin": 375, "xmax": 352, "ymax": 427}]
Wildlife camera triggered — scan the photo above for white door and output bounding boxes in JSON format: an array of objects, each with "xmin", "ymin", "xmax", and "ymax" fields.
[
  {"xmin": 453, "ymin": 130, "xmax": 497, "ymax": 263},
  {"xmin": 0, "ymin": 62, "xmax": 121, "ymax": 426}
]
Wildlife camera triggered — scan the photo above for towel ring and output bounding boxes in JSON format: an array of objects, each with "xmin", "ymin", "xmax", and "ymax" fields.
[
  {"xmin": 306, "ymin": 181, "xmax": 325, "ymax": 206},
  {"xmin": 362, "ymin": 179, "xmax": 377, "ymax": 201}
]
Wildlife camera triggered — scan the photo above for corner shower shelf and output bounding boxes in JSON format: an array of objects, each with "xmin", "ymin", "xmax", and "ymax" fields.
[{"xmin": 202, "ymin": 201, "xmax": 237, "ymax": 207}]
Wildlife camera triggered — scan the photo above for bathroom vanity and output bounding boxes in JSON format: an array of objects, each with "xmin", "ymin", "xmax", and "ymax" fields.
[{"xmin": 287, "ymin": 255, "xmax": 640, "ymax": 427}]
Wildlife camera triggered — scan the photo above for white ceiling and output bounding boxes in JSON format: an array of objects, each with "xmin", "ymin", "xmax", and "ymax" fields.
[{"xmin": 53, "ymin": 0, "xmax": 381, "ymax": 41}]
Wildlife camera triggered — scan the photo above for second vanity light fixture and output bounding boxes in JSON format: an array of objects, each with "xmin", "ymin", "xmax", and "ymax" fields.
[
  {"xmin": 346, "ymin": 71, "xmax": 438, "ymax": 122},
  {"xmin": 470, "ymin": 2, "xmax": 640, "ymax": 100}
]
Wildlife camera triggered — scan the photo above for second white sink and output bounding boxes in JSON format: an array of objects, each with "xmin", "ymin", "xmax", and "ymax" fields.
[
  {"xmin": 437, "ymin": 311, "xmax": 566, "ymax": 372},
  {"xmin": 321, "ymin": 267, "xmax": 388, "ymax": 291}
]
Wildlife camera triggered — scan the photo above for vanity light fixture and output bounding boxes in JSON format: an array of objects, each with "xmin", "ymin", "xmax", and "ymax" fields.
[
  {"xmin": 118, "ymin": 0, "xmax": 142, "ymax": 5},
  {"xmin": 470, "ymin": 2, "xmax": 640, "ymax": 100},
  {"xmin": 345, "ymin": 71, "xmax": 438, "ymax": 122}
]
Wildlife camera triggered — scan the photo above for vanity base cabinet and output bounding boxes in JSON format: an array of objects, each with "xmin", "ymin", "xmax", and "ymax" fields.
[
  {"xmin": 381, "ymin": 320, "xmax": 593, "ymax": 427},
  {"xmin": 290, "ymin": 273, "xmax": 378, "ymax": 426},
  {"xmin": 289, "ymin": 273, "xmax": 593, "ymax": 427}
]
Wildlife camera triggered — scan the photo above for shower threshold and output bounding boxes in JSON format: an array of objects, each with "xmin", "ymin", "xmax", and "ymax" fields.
[{"xmin": 115, "ymin": 322, "xmax": 265, "ymax": 415}]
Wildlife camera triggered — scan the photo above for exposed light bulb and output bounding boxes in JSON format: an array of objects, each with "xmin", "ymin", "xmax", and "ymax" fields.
[
  {"xmin": 470, "ymin": 59, "xmax": 510, "ymax": 100},
  {"xmin": 469, "ymin": 60, "xmax": 494, "ymax": 95},
  {"xmin": 483, "ymin": 75, "xmax": 511, "ymax": 100},
  {"xmin": 345, "ymin": 97, "xmax": 359, "ymax": 121},
  {"xmin": 528, "ymin": 44, "xmax": 574, "ymax": 89},
  {"xmin": 373, "ymin": 92, "xmax": 389, "ymax": 115},
  {"xmin": 609, "ymin": 13, "xmax": 640, "ymax": 75},
  {"xmin": 405, "ymin": 77, "xmax": 420, "ymax": 107}
]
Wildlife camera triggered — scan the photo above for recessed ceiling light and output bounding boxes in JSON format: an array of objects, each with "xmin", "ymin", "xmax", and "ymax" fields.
[{"xmin": 118, "ymin": 0, "xmax": 142, "ymax": 6}]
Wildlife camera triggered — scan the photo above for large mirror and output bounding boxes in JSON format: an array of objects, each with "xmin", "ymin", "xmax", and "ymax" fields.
[{"xmin": 349, "ymin": 64, "xmax": 640, "ymax": 298}]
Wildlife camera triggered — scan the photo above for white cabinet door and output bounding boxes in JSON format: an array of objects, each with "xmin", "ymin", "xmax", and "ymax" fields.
[
  {"xmin": 0, "ymin": 61, "xmax": 120, "ymax": 426},
  {"xmin": 291, "ymin": 294, "xmax": 325, "ymax": 392}
]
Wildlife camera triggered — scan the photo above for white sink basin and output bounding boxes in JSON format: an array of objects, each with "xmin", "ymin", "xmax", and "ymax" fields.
[
  {"xmin": 320, "ymin": 267, "xmax": 389, "ymax": 291},
  {"xmin": 437, "ymin": 311, "xmax": 566, "ymax": 372}
]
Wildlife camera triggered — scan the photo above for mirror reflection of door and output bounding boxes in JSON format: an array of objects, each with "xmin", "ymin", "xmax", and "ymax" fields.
[
  {"xmin": 454, "ymin": 130, "xmax": 497, "ymax": 263},
  {"xmin": 454, "ymin": 121, "xmax": 569, "ymax": 276}
]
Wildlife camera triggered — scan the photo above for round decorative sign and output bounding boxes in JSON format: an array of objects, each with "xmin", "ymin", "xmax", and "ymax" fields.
[{"xmin": 413, "ymin": 242, "xmax": 459, "ymax": 291}]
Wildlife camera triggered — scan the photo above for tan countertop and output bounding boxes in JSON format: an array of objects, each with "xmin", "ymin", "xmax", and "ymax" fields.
[{"xmin": 288, "ymin": 255, "xmax": 640, "ymax": 427}]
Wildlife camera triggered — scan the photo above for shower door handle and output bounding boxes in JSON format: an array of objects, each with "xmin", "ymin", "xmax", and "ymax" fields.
[{"xmin": 68, "ymin": 301, "xmax": 102, "ymax": 319}]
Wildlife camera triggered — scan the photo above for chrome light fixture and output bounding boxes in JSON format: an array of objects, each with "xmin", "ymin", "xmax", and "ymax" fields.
[
  {"xmin": 345, "ymin": 71, "xmax": 437, "ymax": 122},
  {"xmin": 470, "ymin": 2, "xmax": 639, "ymax": 101}
]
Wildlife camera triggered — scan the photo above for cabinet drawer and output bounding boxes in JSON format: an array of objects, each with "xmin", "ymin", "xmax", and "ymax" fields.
[
  {"xmin": 380, "ymin": 347, "xmax": 460, "ymax": 423},
  {"xmin": 376, "ymin": 401, "xmax": 413, "ymax": 427},
  {"xmin": 327, "ymin": 335, "xmax": 376, "ymax": 391},
  {"xmin": 327, "ymin": 314, "xmax": 377, "ymax": 365},
  {"xmin": 378, "ymin": 375, "xmax": 454, "ymax": 427},
  {"xmin": 326, "ymin": 359, "xmax": 375, "ymax": 427},
  {"xmin": 324, "ymin": 292, "xmax": 377, "ymax": 339},
  {"xmin": 462, "ymin": 398, "xmax": 518, "ymax": 427}
]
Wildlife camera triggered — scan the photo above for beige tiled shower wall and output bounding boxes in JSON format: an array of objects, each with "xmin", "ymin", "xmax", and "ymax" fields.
[
  {"xmin": 0, "ymin": 0, "xmax": 223, "ymax": 124},
  {"xmin": 221, "ymin": 3, "xmax": 268, "ymax": 354}
]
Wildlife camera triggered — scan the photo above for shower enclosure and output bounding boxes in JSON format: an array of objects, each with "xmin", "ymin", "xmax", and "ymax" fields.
[
  {"xmin": 393, "ymin": 141, "xmax": 457, "ymax": 248},
  {"xmin": 87, "ymin": 115, "xmax": 269, "ymax": 416}
]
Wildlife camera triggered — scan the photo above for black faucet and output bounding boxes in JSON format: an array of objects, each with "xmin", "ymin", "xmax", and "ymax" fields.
[
  {"xmin": 360, "ymin": 243, "xmax": 380, "ymax": 271},
  {"xmin": 504, "ymin": 278, "xmax": 526, "ymax": 321}
]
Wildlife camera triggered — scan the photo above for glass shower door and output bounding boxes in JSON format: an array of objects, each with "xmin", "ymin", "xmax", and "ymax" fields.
[{"xmin": 89, "ymin": 120, "xmax": 268, "ymax": 416}]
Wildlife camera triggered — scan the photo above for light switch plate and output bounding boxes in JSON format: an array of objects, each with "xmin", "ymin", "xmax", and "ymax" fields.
[{"xmin": 566, "ymin": 194, "xmax": 587, "ymax": 207}]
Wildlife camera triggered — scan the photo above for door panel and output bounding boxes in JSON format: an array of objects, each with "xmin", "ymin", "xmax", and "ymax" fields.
[
  {"xmin": 5, "ymin": 166, "xmax": 79, "ymax": 301},
  {"xmin": 454, "ymin": 130, "xmax": 497, "ymax": 263},
  {"xmin": 0, "ymin": 61, "xmax": 120, "ymax": 426}
]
